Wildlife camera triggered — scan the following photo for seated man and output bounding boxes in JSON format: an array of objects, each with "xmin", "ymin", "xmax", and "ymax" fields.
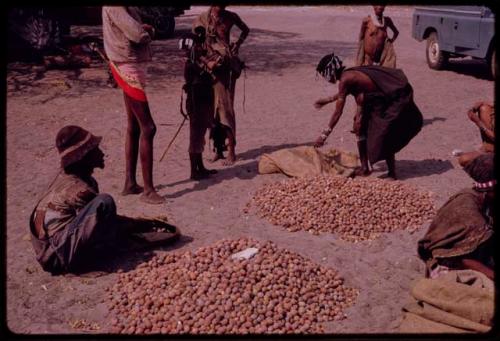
[
  {"xmin": 29, "ymin": 125, "xmax": 178, "ymax": 275},
  {"xmin": 457, "ymin": 101, "xmax": 495, "ymax": 167},
  {"xmin": 314, "ymin": 53, "xmax": 423, "ymax": 179},
  {"xmin": 418, "ymin": 153, "xmax": 495, "ymax": 280}
]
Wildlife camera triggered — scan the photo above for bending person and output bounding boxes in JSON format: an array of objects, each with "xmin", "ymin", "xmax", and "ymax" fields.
[{"xmin": 314, "ymin": 53, "xmax": 423, "ymax": 179}]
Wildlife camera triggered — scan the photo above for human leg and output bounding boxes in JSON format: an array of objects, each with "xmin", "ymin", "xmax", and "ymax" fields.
[
  {"xmin": 386, "ymin": 153, "xmax": 397, "ymax": 179},
  {"xmin": 51, "ymin": 194, "xmax": 119, "ymax": 272},
  {"xmin": 223, "ymin": 128, "xmax": 236, "ymax": 166},
  {"xmin": 354, "ymin": 137, "xmax": 372, "ymax": 177},
  {"xmin": 123, "ymin": 94, "xmax": 165, "ymax": 204},
  {"xmin": 197, "ymin": 153, "xmax": 217, "ymax": 175},
  {"xmin": 122, "ymin": 92, "xmax": 143, "ymax": 195},
  {"xmin": 210, "ymin": 121, "xmax": 226, "ymax": 162}
]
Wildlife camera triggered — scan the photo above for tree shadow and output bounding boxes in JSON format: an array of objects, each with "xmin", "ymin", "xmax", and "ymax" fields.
[
  {"xmin": 241, "ymin": 31, "xmax": 357, "ymax": 74},
  {"xmin": 374, "ymin": 158, "xmax": 454, "ymax": 180},
  {"xmin": 146, "ymin": 25, "xmax": 358, "ymax": 81},
  {"xmin": 444, "ymin": 58, "xmax": 493, "ymax": 81},
  {"xmin": 422, "ymin": 116, "xmax": 446, "ymax": 127},
  {"xmin": 157, "ymin": 141, "xmax": 311, "ymax": 198}
]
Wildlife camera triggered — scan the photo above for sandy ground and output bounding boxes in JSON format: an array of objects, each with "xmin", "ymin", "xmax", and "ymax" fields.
[{"xmin": 6, "ymin": 6, "xmax": 495, "ymax": 334}]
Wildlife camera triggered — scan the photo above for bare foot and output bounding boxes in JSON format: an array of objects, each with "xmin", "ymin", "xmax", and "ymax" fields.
[
  {"xmin": 209, "ymin": 152, "xmax": 225, "ymax": 163},
  {"xmin": 140, "ymin": 191, "xmax": 165, "ymax": 204},
  {"xmin": 222, "ymin": 152, "xmax": 236, "ymax": 166},
  {"xmin": 353, "ymin": 167, "xmax": 372, "ymax": 177},
  {"xmin": 387, "ymin": 172, "xmax": 397, "ymax": 180},
  {"xmin": 121, "ymin": 183, "xmax": 144, "ymax": 195}
]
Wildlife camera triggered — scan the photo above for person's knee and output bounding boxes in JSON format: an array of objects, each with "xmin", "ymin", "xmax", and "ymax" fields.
[
  {"xmin": 94, "ymin": 193, "xmax": 117, "ymax": 216},
  {"xmin": 142, "ymin": 122, "xmax": 157, "ymax": 139}
]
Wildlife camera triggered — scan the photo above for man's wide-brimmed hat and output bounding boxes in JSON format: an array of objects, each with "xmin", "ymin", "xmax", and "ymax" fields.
[{"xmin": 55, "ymin": 125, "xmax": 102, "ymax": 168}]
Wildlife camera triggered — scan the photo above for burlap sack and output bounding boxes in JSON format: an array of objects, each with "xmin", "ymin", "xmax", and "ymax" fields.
[
  {"xmin": 258, "ymin": 146, "xmax": 359, "ymax": 178},
  {"xmin": 399, "ymin": 270, "xmax": 494, "ymax": 333}
]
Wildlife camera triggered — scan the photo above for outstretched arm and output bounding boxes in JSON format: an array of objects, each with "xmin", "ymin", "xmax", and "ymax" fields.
[
  {"xmin": 314, "ymin": 83, "xmax": 348, "ymax": 147},
  {"xmin": 386, "ymin": 17, "xmax": 399, "ymax": 43},
  {"xmin": 314, "ymin": 93, "xmax": 340, "ymax": 109}
]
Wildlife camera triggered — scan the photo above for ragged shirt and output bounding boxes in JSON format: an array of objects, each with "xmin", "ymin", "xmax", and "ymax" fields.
[
  {"xmin": 32, "ymin": 173, "xmax": 99, "ymax": 238},
  {"xmin": 102, "ymin": 6, "xmax": 152, "ymax": 63}
]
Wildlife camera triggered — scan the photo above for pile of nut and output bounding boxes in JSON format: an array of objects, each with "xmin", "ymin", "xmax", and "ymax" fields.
[
  {"xmin": 106, "ymin": 238, "xmax": 358, "ymax": 334},
  {"xmin": 248, "ymin": 175, "xmax": 435, "ymax": 242}
]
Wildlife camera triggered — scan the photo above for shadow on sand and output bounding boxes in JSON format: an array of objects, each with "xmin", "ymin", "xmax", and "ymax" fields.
[
  {"xmin": 66, "ymin": 234, "xmax": 194, "ymax": 277},
  {"xmin": 147, "ymin": 26, "xmax": 357, "ymax": 81},
  {"xmin": 374, "ymin": 158, "xmax": 454, "ymax": 180},
  {"xmin": 444, "ymin": 58, "xmax": 493, "ymax": 81},
  {"xmin": 422, "ymin": 116, "xmax": 446, "ymax": 127},
  {"xmin": 157, "ymin": 141, "xmax": 312, "ymax": 198}
]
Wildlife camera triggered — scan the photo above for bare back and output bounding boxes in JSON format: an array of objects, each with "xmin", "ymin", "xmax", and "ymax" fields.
[{"xmin": 340, "ymin": 69, "xmax": 379, "ymax": 106}]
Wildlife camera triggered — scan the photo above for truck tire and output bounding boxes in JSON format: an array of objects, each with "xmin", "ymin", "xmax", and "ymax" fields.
[
  {"xmin": 426, "ymin": 32, "xmax": 448, "ymax": 70},
  {"xmin": 490, "ymin": 48, "xmax": 496, "ymax": 79}
]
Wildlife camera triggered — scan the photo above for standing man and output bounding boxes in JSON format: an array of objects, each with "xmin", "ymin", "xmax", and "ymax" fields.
[
  {"xmin": 314, "ymin": 53, "xmax": 423, "ymax": 179},
  {"xmin": 102, "ymin": 6, "xmax": 164, "ymax": 204},
  {"xmin": 183, "ymin": 26, "xmax": 218, "ymax": 180},
  {"xmin": 193, "ymin": 4, "xmax": 250, "ymax": 166},
  {"xmin": 356, "ymin": 4, "xmax": 399, "ymax": 68}
]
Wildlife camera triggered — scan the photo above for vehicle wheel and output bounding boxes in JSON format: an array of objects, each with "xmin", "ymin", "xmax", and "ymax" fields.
[
  {"xmin": 154, "ymin": 15, "xmax": 175, "ymax": 39},
  {"xmin": 426, "ymin": 32, "xmax": 448, "ymax": 70},
  {"xmin": 490, "ymin": 48, "xmax": 496, "ymax": 79}
]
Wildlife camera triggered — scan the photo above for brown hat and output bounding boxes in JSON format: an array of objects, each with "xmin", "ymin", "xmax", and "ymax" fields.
[{"xmin": 55, "ymin": 125, "xmax": 102, "ymax": 168}]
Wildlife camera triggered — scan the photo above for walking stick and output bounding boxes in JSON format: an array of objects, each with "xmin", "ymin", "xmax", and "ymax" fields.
[
  {"xmin": 88, "ymin": 42, "xmax": 109, "ymax": 63},
  {"xmin": 159, "ymin": 89, "xmax": 189, "ymax": 162},
  {"xmin": 159, "ymin": 118, "xmax": 187, "ymax": 162}
]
